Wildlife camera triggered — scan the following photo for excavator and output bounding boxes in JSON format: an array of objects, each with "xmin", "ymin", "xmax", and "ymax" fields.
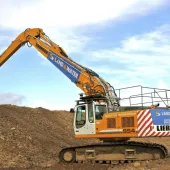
[{"xmin": 0, "ymin": 28, "xmax": 170, "ymax": 165}]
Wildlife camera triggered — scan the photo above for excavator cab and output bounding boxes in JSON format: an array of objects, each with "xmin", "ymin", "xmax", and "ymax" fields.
[{"xmin": 71, "ymin": 95, "xmax": 108, "ymax": 136}]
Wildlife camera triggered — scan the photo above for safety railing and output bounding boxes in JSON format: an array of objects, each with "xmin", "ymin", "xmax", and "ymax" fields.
[{"xmin": 115, "ymin": 85, "xmax": 170, "ymax": 108}]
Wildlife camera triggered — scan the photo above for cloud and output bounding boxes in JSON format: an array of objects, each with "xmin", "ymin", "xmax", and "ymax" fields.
[
  {"xmin": 0, "ymin": 92, "xmax": 26, "ymax": 105},
  {"xmin": 31, "ymin": 99, "xmax": 73, "ymax": 111},
  {"xmin": 0, "ymin": 0, "xmax": 167, "ymax": 30},
  {"xmin": 0, "ymin": 35, "xmax": 13, "ymax": 43},
  {"xmin": 37, "ymin": 28, "xmax": 91, "ymax": 56},
  {"xmin": 0, "ymin": 0, "xmax": 168, "ymax": 65},
  {"xmin": 89, "ymin": 24, "xmax": 170, "ymax": 81},
  {"xmin": 158, "ymin": 79, "xmax": 168, "ymax": 89},
  {"xmin": 121, "ymin": 24, "xmax": 170, "ymax": 54},
  {"xmin": 0, "ymin": 47, "xmax": 6, "ymax": 54}
]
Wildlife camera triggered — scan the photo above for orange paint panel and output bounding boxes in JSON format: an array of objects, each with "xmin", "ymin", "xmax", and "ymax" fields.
[{"xmin": 94, "ymin": 110, "xmax": 139, "ymax": 138}]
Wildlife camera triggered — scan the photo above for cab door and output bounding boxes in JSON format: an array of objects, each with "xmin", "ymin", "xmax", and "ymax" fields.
[{"xmin": 74, "ymin": 103, "xmax": 96, "ymax": 135}]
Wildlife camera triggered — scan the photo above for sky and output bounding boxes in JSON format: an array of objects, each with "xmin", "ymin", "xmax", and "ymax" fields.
[{"xmin": 0, "ymin": 0, "xmax": 170, "ymax": 110}]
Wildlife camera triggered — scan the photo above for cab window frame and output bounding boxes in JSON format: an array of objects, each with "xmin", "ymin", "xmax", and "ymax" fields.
[
  {"xmin": 76, "ymin": 105, "xmax": 86, "ymax": 129},
  {"xmin": 88, "ymin": 103, "xmax": 94, "ymax": 123},
  {"xmin": 95, "ymin": 104, "xmax": 107, "ymax": 120}
]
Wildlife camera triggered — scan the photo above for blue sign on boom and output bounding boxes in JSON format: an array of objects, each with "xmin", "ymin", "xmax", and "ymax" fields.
[{"xmin": 47, "ymin": 51, "xmax": 81, "ymax": 83}]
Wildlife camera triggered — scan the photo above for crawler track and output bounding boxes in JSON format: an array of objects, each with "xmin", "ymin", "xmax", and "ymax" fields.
[{"xmin": 59, "ymin": 141, "xmax": 168, "ymax": 165}]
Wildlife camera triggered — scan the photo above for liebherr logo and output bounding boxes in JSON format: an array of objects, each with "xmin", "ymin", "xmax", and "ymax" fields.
[{"xmin": 156, "ymin": 125, "xmax": 170, "ymax": 131}]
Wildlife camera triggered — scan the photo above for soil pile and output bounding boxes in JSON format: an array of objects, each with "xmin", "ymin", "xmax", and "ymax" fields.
[{"xmin": 0, "ymin": 104, "xmax": 169, "ymax": 170}]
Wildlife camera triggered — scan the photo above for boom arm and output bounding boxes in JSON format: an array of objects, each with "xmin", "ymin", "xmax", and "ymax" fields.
[{"xmin": 0, "ymin": 28, "xmax": 119, "ymax": 111}]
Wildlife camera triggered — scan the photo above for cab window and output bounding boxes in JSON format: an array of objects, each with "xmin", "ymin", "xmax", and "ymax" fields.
[
  {"xmin": 76, "ymin": 105, "xmax": 86, "ymax": 128},
  {"xmin": 95, "ymin": 105, "xmax": 107, "ymax": 120},
  {"xmin": 88, "ymin": 103, "xmax": 94, "ymax": 123}
]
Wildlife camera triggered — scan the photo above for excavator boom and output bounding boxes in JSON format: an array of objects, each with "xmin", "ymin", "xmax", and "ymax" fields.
[
  {"xmin": 0, "ymin": 28, "xmax": 42, "ymax": 66},
  {"xmin": 0, "ymin": 28, "xmax": 119, "ymax": 112}
]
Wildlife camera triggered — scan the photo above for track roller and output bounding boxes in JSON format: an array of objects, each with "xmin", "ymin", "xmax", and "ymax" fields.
[{"xmin": 59, "ymin": 149, "xmax": 76, "ymax": 163}]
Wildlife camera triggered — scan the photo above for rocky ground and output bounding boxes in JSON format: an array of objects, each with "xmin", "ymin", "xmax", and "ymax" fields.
[{"xmin": 0, "ymin": 104, "xmax": 169, "ymax": 170}]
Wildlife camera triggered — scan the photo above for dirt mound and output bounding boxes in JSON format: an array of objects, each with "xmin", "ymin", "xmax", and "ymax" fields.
[
  {"xmin": 0, "ymin": 104, "xmax": 169, "ymax": 170},
  {"xmin": 0, "ymin": 104, "xmax": 96, "ymax": 169}
]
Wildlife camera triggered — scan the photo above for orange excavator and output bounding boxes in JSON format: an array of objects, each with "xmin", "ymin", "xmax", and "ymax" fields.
[{"xmin": 0, "ymin": 28, "xmax": 170, "ymax": 164}]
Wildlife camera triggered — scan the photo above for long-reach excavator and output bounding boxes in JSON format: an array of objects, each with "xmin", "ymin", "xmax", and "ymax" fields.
[{"xmin": 0, "ymin": 28, "xmax": 170, "ymax": 165}]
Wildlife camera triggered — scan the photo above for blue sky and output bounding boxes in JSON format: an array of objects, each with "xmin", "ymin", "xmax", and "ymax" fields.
[{"xmin": 0, "ymin": 0, "xmax": 170, "ymax": 110}]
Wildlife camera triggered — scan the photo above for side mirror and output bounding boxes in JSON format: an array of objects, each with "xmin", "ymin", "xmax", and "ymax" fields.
[{"xmin": 70, "ymin": 108, "xmax": 75, "ymax": 113}]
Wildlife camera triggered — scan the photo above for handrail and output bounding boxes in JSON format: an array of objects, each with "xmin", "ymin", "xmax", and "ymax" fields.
[{"xmin": 115, "ymin": 85, "xmax": 170, "ymax": 108}]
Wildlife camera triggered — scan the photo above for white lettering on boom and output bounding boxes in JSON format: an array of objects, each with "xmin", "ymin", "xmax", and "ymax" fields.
[
  {"xmin": 51, "ymin": 55, "xmax": 79, "ymax": 79},
  {"xmin": 66, "ymin": 66, "xmax": 78, "ymax": 79},
  {"xmin": 56, "ymin": 59, "xmax": 64, "ymax": 67}
]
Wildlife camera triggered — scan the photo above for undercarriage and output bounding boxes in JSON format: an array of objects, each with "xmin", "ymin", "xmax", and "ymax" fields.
[{"xmin": 59, "ymin": 141, "xmax": 168, "ymax": 165}]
